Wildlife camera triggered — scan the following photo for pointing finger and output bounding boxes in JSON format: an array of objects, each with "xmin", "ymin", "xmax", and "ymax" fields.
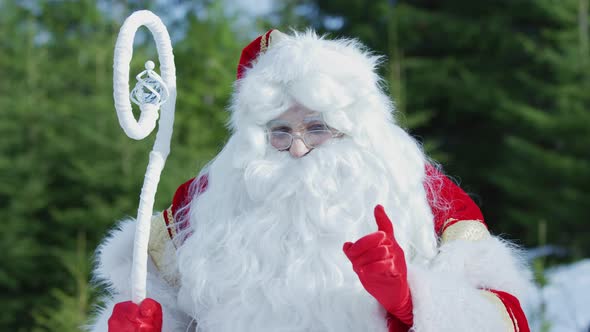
[{"xmin": 374, "ymin": 205, "xmax": 394, "ymax": 238}]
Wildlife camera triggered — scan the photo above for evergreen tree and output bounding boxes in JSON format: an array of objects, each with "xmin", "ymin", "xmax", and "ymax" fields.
[
  {"xmin": 489, "ymin": 0, "xmax": 590, "ymax": 255},
  {"xmin": 277, "ymin": 0, "xmax": 590, "ymax": 254},
  {"xmin": 0, "ymin": 1, "xmax": 242, "ymax": 330}
]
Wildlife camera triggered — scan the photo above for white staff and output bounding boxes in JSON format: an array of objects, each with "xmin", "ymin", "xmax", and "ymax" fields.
[{"xmin": 113, "ymin": 10, "xmax": 176, "ymax": 304}]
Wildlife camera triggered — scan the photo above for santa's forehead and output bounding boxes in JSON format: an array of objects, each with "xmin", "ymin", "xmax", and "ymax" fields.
[{"xmin": 268, "ymin": 105, "xmax": 322, "ymax": 126}]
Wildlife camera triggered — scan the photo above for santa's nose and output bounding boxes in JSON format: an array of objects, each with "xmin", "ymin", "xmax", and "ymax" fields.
[{"xmin": 289, "ymin": 137, "xmax": 310, "ymax": 158}]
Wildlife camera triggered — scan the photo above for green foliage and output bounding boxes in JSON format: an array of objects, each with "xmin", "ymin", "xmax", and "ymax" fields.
[
  {"xmin": 32, "ymin": 232, "xmax": 96, "ymax": 332},
  {"xmin": 0, "ymin": 1, "xmax": 240, "ymax": 330},
  {"xmin": 293, "ymin": 0, "xmax": 590, "ymax": 255}
]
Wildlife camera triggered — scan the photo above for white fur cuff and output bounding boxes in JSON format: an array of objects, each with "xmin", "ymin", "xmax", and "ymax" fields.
[
  {"xmin": 429, "ymin": 236, "xmax": 534, "ymax": 302},
  {"xmin": 407, "ymin": 264, "xmax": 512, "ymax": 332}
]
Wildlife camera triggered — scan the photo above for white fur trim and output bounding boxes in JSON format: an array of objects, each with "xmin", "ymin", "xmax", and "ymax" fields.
[
  {"xmin": 429, "ymin": 235, "xmax": 535, "ymax": 303},
  {"xmin": 268, "ymin": 30, "xmax": 286, "ymax": 47},
  {"xmin": 408, "ymin": 264, "xmax": 513, "ymax": 331},
  {"xmin": 406, "ymin": 234, "xmax": 535, "ymax": 331},
  {"xmin": 88, "ymin": 219, "xmax": 191, "ymax": 331},
  {"xmin": 93, "ymin": 219, "xmax": 136, "ymax": 294}
]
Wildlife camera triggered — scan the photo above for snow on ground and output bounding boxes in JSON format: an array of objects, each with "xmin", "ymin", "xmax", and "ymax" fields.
[{"xmin": 526, "ymin": 259, "xmax": 590, "ymax": 332}]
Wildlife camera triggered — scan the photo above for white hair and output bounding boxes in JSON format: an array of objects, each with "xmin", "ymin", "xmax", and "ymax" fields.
[{"xmin": 174, "ymin": 30, "xmax": 439, "ymax": 331}]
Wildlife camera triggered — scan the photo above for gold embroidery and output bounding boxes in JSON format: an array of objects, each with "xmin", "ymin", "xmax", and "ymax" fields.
[
  {"xmin": 148, "ymin": 212, "xmax": 180, "ymax": 287},
  {"xmin": 165, "ymin": 206, "xmax": 176, "ymax": 239},
  {"xmin": 260, "ymin": 32, "xmax": 268, "ymax": 53},
  {"xmin": 441, "ymin": 219, "xmax": 489, "ymax": 244},
  {"xmin": 480, "ymin": 290, "xmax": 516, "ymax": 332},
  {"xmin": 442, "ymin": 218, "xmax": 459, "ymax": 230},
  {"xmin": 257, "ymin": 30, "xmax": 284, "ymax": 62},
  {"xmin": 148, "ymin": 214, "xmax": 169, "ymax": 273}
]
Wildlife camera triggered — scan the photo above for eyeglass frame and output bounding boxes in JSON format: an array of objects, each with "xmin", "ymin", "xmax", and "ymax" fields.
[{"xmin": 265, "ymin": 125, "xmax": 344, "ymax": 151}]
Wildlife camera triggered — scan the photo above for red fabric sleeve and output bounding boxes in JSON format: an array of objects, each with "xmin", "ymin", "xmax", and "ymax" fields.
[
  {"xmin": 487, "ymin": 289, "xmax": 531, "ymax": 332},
  {"xmin": 387, "ymin": 313, "xmax": 410, "ymax": 332},
  {"xmin": 162, "ymin": 174, "xmax": 209, "ymax": 242},
  {"xmin": 424, "ymin": 164, "xmax": 486, "ymax": 236},
  {"xmin": 170, "ymin": 178, "xmax": 195, "ymax": 217}
]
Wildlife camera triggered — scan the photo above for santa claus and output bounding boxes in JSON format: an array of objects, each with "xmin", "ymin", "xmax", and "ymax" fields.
[{"xmin": 89, "ymin": 30, "xmax": 533, "ymax": 331}]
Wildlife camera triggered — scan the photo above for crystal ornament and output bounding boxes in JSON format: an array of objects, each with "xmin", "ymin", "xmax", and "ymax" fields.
[{"xmin": 130, "ymin": 60, "xmax": 169, "ymax": 107}]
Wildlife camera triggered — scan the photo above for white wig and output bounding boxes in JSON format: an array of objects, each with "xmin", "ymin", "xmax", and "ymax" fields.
[{"xmin": 220, "ymin": 30, "xmax": 437, "ymax": 260}]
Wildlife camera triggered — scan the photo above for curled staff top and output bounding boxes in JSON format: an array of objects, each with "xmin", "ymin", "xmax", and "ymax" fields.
[
  {"xmin": 112, "ymin": 10, "xmax": 177, "ymax": 304},
  {"xmin": 113, "ymin": 10, "xmax": 176, "ymax": 151}
]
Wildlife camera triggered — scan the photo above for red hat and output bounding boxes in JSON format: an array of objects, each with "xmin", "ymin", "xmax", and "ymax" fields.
[{"xmin": 236, "ymin": 29, "xmax": 284, "ymax": 80}]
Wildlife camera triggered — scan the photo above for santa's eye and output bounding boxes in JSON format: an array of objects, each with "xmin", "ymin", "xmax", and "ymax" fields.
[
  {"xmin": 306, "ymin": 123, "xmax": 328, "ymax": 131},
  {"xmin": 270, "ymin": 126, "xmax": 291, "ymax": 133}
]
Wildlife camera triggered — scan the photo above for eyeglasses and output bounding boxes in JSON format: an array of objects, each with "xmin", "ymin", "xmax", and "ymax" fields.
[{"xmin": 267, "ymin": 127, "xmax": 342, "ymax": 151}]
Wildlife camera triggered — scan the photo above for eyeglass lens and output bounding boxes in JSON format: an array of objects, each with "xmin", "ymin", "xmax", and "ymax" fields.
[{"xmin": 269, "ymin": 130, "xmax": 333, "ymax": 150}]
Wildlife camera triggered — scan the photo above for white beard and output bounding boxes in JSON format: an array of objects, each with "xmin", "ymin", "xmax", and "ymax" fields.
[{"xmin": 175, "ymin": 136, "xmax": 437, "ymax": 332}]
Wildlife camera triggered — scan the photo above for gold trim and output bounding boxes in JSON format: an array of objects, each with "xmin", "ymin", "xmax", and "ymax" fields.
[
  {"xmin": 480, "ymin": 290, "xmax": 517, "ymax": 332},
  {"xmin": 148, "ymin": 214, "xmax": 170, "ymax": 274},
  {"xmin": 165, "ymin": 206, "xmax": 176, "ymax": 239},
  {"xmin": 441, "ymin": 219, "xmax": 489, "ymax": 244},
  {"xmin": 442, "ymin": 218, "xmax": 459, "ymax": 230},
  {"xmin": 507, "ymin": 306, "xmax": 519, "ymax": 332},
  {"xmin": 260, "ymin": 32, "xmax": 268, "ymax": 53},
  {"xmin": 148, "ymin": 213, "xmax": 180, "ymax": 287}
]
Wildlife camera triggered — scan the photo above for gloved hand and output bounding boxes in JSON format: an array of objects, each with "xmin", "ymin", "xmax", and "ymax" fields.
[
  {"xmin": 343, "ymin": 205, "xmax": 413, "ymax": 327},
  {"xmin": 108, "ymin": 298, "xmax": 163, "ymax": 332}
]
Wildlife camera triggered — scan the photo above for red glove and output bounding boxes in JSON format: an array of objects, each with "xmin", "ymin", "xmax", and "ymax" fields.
[
  {"xmin": 108, "ymin": 298, "xmax": 163, "ymax": 332},
  {"xmin": 343, "ymin": 205, "xmax": 413, "ymax": 327}
]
